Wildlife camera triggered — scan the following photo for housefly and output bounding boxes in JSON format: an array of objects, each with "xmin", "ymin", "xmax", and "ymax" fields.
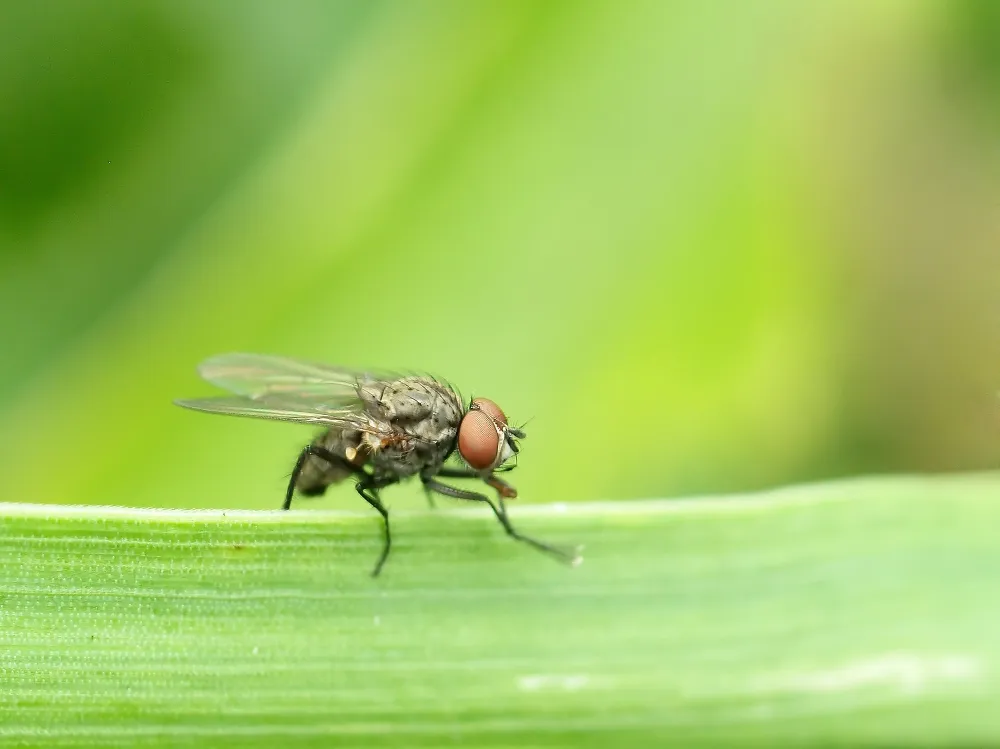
[{"xmin": 175, "ymin": 353, "xmax": 581, "ymax": 576}]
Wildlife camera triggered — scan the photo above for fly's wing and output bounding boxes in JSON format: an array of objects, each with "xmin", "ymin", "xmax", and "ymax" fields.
[
  {"xmin": 194, "ymin": 353, "xmax": 373, "ymax": 401},
  {"xmin": 175, "ymin": 353, "xmax": 396, "ymax": 435},
  {"xmin": 174, "ymin": 395, "xmax": 359, "ymax": 427}
]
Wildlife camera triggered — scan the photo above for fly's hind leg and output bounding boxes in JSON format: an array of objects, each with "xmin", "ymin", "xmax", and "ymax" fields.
[
  {"xmin": 421, "ymin": 477, "xmax": 581, "ymax": 566},
  {"xmin": 284, "ymin": 445, "xmax": 366, "ymax": 510}
]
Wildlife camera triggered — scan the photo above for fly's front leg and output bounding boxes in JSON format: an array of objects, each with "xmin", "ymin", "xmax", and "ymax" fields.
[
  {"xmin": 434, "ymin": 467, "xmax": 517, "ymax": 498},
  {"xmin": 421, "ymin": 477, "xmax": 581, "ymax": 566},
  {"xmin": 485, "ymin": 474, "xmax": 516, "ymax": 499},
  {"xmin": 437, "ymin": 465, "xmax": 515, "ymax": 477}
]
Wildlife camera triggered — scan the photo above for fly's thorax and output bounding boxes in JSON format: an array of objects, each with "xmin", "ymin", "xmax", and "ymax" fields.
[
  {"xmin": 368, "ymin": 432, "xmax": 431, "ymax": 480},
  {"xmin": 355, "ymin": 375, "xmax": 464, "ymax": 479},
  {"xmin": 379, "ymin": 377, "xmax": 439, "ymax": 420},
  {"xmin": 366, "ymin": 425, "xmax": 455, "ymax": 478},
  {"xmin": 379, "ymin": 377, "xmax": 461, "ymax": 418},
  {"xmin": 363, "ymin": 376, "xmax": 463, "ymax": 445}
]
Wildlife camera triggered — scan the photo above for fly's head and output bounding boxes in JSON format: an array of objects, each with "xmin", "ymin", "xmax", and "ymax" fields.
[{"xmin": 457, "ymin": 397, "xmax": 524, "ymax": 474}]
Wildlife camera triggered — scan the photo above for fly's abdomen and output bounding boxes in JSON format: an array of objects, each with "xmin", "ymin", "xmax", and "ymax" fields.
[{"xmin": 296, "ymin": 429, "xmax": 365, "ymax": 496}]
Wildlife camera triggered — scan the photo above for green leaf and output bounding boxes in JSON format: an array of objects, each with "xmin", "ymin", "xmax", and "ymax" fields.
[{"xmin": 2, "ymin": 475, "xmax": 999, "ymax": 746}]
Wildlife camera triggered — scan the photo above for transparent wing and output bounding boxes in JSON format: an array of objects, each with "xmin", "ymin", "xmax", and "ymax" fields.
[
  {"xmin": 174, "ymin": 394, "xmax": 384, "ymax": 434},
  {"xmin": 195, "ymin": 353, "xmax": 377, "ymax": 403},
  {"xmin": 175, "ymin": 395, "xmax": 341, "ymax": 424}
]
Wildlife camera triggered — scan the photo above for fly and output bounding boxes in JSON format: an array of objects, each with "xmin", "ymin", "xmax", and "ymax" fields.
[{"xmin": 175, "ymin": 353, "xmax": 582, "ymax": 576}]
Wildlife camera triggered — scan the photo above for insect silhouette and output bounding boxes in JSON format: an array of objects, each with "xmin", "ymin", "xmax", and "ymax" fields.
[{"xmin": 176, "ymin": 353, "xmax": 582, "ymax": 576}]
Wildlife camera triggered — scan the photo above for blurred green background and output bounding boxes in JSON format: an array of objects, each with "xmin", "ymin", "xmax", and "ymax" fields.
[{"xmin": 1, "ymin": 0, "xmax": 999, "ymax": 511}]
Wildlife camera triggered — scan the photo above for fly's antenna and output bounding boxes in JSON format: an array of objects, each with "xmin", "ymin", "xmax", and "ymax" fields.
[{"xmin": 513, "ymin": 414, "xmax": 534, "ymax": 435}]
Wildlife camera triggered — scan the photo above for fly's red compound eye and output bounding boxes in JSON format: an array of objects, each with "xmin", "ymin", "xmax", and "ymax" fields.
[
  {"xmin": 471, "ymin": 397, "xmax": 507, "ymax": 427},
  {"xmin": 458, "ymin": 408, "xmax": 501, "ymax": 470}
]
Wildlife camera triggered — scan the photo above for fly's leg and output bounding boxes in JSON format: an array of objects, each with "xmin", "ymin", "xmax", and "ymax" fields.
[
  {"xmin": 434, "ymin": 467, "xmax": 517, "ymax": 498},
  {"xmin": 437, "ymin": 465, "xmax": 515, "ymax": 477},
  {"xmin": 421, "ymin": 477, "xmax": 581, "ymax": 566},
  {"xmin": 284, "ymin": 445, "xmax": 394, "ymax": 576},
  {"xmin": 356, "ymin": 476, "xmax": 397, "ymax": 577},
  {"xmin": 424, "ymin": 466, "xmax": 511, "ymax": 507},
  {"xmin": 284, "ymin": 444, "xmax": 366, "ymax": 511}
]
